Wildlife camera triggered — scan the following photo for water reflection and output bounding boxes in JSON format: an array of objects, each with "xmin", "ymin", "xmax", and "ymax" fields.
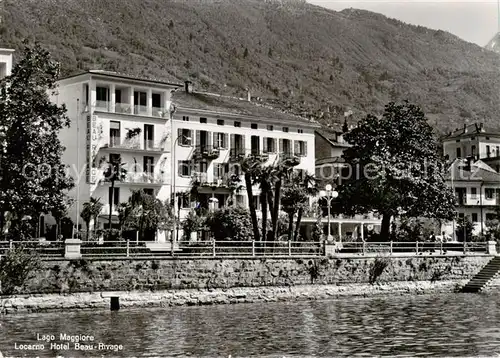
[{"xmin": 1, "ymin": 293, "xmax": 500, "ymax": 357}]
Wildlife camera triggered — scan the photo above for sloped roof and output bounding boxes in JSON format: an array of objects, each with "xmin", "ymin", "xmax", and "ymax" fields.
[
  {"xmin": 315, "ymin": 128, "xmax": 351, "ymax": 148},
  {"xmin": 172, "ymin": 90, "xmax": 320, "ymax": 126},
  {"xmin": 441, "ymin": 122, "xmax": 499, "ymax": 140},
  {"xmin": 445, "ymin": 158, "xmax": 500, "ymax": 182},
  {"xmin": 59, "ymin": 70, "xmax": 182, "ymax": 87}
]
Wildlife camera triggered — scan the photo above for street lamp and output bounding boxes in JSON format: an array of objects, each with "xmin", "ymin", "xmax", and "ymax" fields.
[
  {"xmin": 319, "ymin": 184, "xmax": 338, "ymax": 242},
  {"xmin": 171, "ymin": 134, "xmax": 191, "ymax": 243}
]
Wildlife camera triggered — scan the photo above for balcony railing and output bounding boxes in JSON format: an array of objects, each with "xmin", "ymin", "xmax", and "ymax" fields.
[
  {"xmin": 194, "ymin": 145, "xmax": 220, "ymax": 160},
  {"xmin": 192, "ymin": 173, "xmax": 235, "ymax": 188},
  {"xmin": 115, "ymin": 103, "xmax": 132, "ymax": 114},
  {"xmin": 229, "ymin": 148, "xmax": 246, "ymax": 162},
  {"xmin": 280, "ymin": 151, "xmax": 300, "ymax": 165},
  {"xmin": 125, "ymin": 172, "xmax": 164, "ymax": 184},
  {"xmin": 144, "ymin": 140, "xmax": 163, "ymax": 151},
  {"xmin": 107, "ymin": 136, "xmax": 141, "ymax": 150},
  {"xmin": 134, "ymin": 105, "xmax": 148, "ymax": 115},
  {"xmin": 152, "ymin": 107, "xmax": 167, "ymax": 118},
  {"xmin": 95, "ymin": 100, "xmax": 110, "ymax": 111},
  {"xmin": 248, "ymin": 151, "xmax": 269, "ymax": 162}
]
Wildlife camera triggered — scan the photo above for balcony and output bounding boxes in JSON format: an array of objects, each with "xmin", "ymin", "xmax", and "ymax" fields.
[
  {"xmin": 144, "ymin": 140, "xmax": 163, "ymax": 152},
  {"xmin": 106, "ymin": 136, "xmax": 141, "ymax": 150},
  {"xmin": 125, "ymin": 172, "xmax": 165, "ymax": 185},
  {"xmin": 152, "ymin": 107, "xmax": 167, "ymax": 118},
  {"xmin": 193, "ymin": 145, "xmax": 220, "ymax": 160},
  {"xmin": 95, "ymin": 100, "xmax": 110, "ymax": 112},
  {"xmin": 229, "ymin": 148, "xmax": 246, "ymax": 162},
  {"xmin": 115, "ymin": 103, "xmax": 132, "ymax": 114},
  {"xmin": 248, "ymin": 151, "xmax": 269, "ymax": 162},
  {"xmin": 192, "ymin": 173, "xmax": 236, "ymax": 189},
  {"xmin": 134, "ymin": 105, "xmax": 148, "ymax": 116}
]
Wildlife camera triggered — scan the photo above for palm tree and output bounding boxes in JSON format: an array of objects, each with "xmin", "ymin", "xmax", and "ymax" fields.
[
  {"xmin": 128, "ymin": 189, "xmax": 172, "ymax": 240},
  {"xmin": 241, "ymin": 156, "xmax": 262, "ymax": 242},
  {"xmin": 103, "ymin": 158, "xmax": 128, "ymax": 228},
  {"xmin": 117, "ymin": 202, "xmax": 133, "ymax": 238},
  {"xmin": 80, "ymin": 197, "xmax": 103, "ymax": 240},
  {"xmin": 293, "ymin": 173, "xmax": 317, "ymax": 241}
]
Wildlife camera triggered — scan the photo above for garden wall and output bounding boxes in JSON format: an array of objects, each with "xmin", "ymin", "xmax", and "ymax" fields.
[{"xmin": 22, "ymin": 255, "xmax": 493, "ymax": 294}]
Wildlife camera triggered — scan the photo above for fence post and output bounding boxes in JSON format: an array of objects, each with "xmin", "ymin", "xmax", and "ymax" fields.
[
  {"xmin": 463, "ymin": 241, "xmax": 467, "ymax": 255},
  {"xmin": 252, "ymin": 240, "xmax": 255, "ymax": 257},
  {"xmin": 126, "ymin": 239, "xmax": 130, "ymax": 258},
  {"xmin": 212, "ymin": 239, "xmax": 216, "ymax": 257},
  {"xmin": 440, "ymin": 241, "xmax": 443, "ymax": 255},
  {"xmin": 288, "ymin": 240, "xmax": 292, "ymax": 257},
  {"xmin": 9, "ymin": 239, "xmax": 12, "ymax": 250},
  {"xmin": 362, "ymin": 241, "xmax": 366, "ymax": 256},
  {"xmin": 390, "ymin": 241, "xmax": 393, "ymax": 255},
  {"xmin": 416, "ymin": 241, "xmax": 419, "ymax": 255}
]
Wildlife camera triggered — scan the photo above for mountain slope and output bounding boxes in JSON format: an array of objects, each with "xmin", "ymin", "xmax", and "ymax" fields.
[{"xmin": 2, "ymin": 0, "xmax": 500, "ymax": 133}]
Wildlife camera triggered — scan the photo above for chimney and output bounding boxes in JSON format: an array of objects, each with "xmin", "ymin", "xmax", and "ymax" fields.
[
  {"xmin": 463, "ymin": 123, "xmax": 467, "ymax": 133},
  {"xmin": 480, "ymin": 122, "xmax": 485, "ymax": 132},
  {"xmin": 184, "ymin": 80, "xmax": 193, "ymax": 94}
]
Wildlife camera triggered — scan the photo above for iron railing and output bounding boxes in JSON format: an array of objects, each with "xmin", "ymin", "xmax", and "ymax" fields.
[{"xmin": 0, "ymin": 240, "xmax": 490, "ymax": 260}]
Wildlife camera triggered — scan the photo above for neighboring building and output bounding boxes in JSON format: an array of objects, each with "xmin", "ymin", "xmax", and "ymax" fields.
[
  {"xmin": 51, "ymin": 70, "xmax": 182, "ymax": 240},
  {"xmin": 308, "ymin": 124, "xmax": 383, "ymax": 241},
  {"xmin": 441, "ymin": 123, "xmax": 500, "ymax": 163},
  {"xmin": 171, "ymin": 82, "xmax": 319, "ymax": 228},
  {"xmin": 443, "ymin": 158, "xmax": 500, "ymax": 238},
  {"xmin": 0, "ymin": 48, "xmax": 13, "ymax": 79}
]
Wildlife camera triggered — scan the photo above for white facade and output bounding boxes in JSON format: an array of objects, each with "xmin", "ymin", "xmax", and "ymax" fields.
[
  {"xmin": 51, "ymin": 71, "xmax": 181, "ymax": 239},
  {"xmin": 0, "ymin": 48, "xmax": 13, "ymax": 79},
  {"xmin": 441, "ymin": 160, "xmax": 500, "ymax": 238},
  {"xmin": 171, "ymin": 106, "xmax": 318, "ymax": 221}
]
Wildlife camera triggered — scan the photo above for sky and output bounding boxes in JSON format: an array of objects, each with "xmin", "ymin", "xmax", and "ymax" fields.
[{"xmin": 308, "ymin": 0, "xmax": 498, "ymax": 46}]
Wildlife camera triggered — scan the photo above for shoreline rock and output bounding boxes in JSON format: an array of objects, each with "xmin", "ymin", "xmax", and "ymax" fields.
[{"xmin": 0, "ymin": 279, "xmax": 474, "ymax": 314}]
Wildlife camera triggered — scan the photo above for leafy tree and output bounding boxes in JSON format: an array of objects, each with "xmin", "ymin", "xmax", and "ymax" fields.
[
  {"xmin": 456, "ymin": 216, "xmax": 474, "ymax": 242},
  {"xmin": 339, "ymin": 101, "xmax": 455, "ymax": 240},
  {"xmin": 0, "ymin": 43, "xmax": 74, "ymax": 240},
  {"xmin": 182, "ymin": 210, "xmax": 205, "ymax": 241},
  {"xmin": 205, "ymin": 206, "xmax": 253, "ymax": 241},
  {"xmin": 80, "ymin": 197, "xmax": 103, "ymax": 240},
  {"xmin": 117, "ymin": 202, "xmax": 134, "ymax": 238},
  {"xmin": 128, "ymin": 189, "xmax": 174, "ymax": 240}
]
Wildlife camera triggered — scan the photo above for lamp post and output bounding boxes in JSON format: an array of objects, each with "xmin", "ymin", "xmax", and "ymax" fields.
[
  {"xmin": 319, "ymin": 184, "xmax": 338, "ymax": 242},
  {"xmin": 171, "ymin": 134, "xmax": 191, "ymax": 243}
]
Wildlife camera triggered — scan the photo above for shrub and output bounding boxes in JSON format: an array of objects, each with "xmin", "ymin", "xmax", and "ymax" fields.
[
  {"xmin": 205, "ymin": 206, "xmax": 253, "ymax": 241},
  {"xmin": 182, "ymin": 210, "xmax": 205, "ymax": 241},
  {"xmin": 0, "ymin": 248, "xmax": 41, "ymax": 295}
]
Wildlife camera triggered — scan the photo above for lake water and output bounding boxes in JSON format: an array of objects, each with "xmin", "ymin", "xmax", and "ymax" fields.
[{"xmin": 1, "ymin": 293, "xmax": 500, "ymax": 357}]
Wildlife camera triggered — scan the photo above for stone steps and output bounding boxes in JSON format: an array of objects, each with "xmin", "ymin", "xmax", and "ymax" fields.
[{"xmin": 461, "ymin": 256, "xmax": 500, "ymax": 293}]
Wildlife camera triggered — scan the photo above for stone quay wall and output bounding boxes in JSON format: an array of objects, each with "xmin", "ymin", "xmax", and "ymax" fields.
[{"xmin": 21, "ymin": 255, "xmax": 492, "ymax": 295}]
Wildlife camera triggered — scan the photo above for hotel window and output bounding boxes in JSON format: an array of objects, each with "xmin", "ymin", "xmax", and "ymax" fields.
[
  {"xmin": 109, "ymin": 153, "xmax": 121, "ymax": 165},
  {"xmin": 200, "ymin": 117, "xmax": 207, "ymax": 124},
  {"xmin": 213, "ymin": 163, "xmax": 225, "ymax": 179},
  {"xmin": 217, "ymin": 119, "xmax": 224, "ymax": 126},
  {"xmin": 487, "ymin": 145, "xmax": 491, "ymax": 158},
  {"xmin": 143, "ymin": 156, "xmax": 154, "ymax": 174},
  {"xmin": 458, "ymin": 213, "xmax": 465, "ymax": 219},
  {"xmin": 267, "ymin": 125, "xmax": 274, "ymax": 131},
  {"xmin": 152, "ymin": 93, "xmax": 161, "ymax": 109},
  {"xmin": 178, "ymin": 160, "xmax": 191, "ymax": 177},
  {"xmin": 134, "ymin": 91, "xmax": 147, "ymax": 114},
  {"xmin": 282, "ymin": 127, "xmax": 289, "ymax": 133},
  {"xmin": 182, "ymin": 116, "xmax": 189, "ymax": 121},
  {"xmin": 486, "ymin": 188, "xmax": 495, "ymax": 200},
  {"xmin": 213, "ymin": 132, "xmax": 227, "ymax": 149},
  {"xmin": 456, "ymin": 147, "xmax": 461, "ymax": 158},
  {"xmin": 108, "ymin": 187, "xmax": 120, "ymax": 206},
  {"xmin": 234, "ymin": 121, "xmax": 241, "ymax": 128},
  {"xmin": 298, "ymin": 129, "xmax": 304, "ymax": 134},
  {"xmin": 472, "ymin": 213, "xmax": 478, "ymax": 222},
  {"xmin": 471, "ymin": 145, "xmax": 476, "ymax": 156},
  {"xmin": 109, "ymin": 121, "xmax": 121, "ymax": 147},
  {"xmin": 251, "ymin": 123, "xmax": 258, "ymax": 129},
  {"xmin": 96, "ymin": 86, "xmax": 109, "ymax": 102},
  {"xmin": 179, "ymin": 194, "xmax": 190, "ymax": 209},
  {"xmin": 263, "ymin": 137, "xmax": 276, "ymax": 153},
  {"xmin": 280, "ymin": 138, "xmax": 292, "ymax": 154},
  {"xmin": 294, "ymin": 140, "xmax": 307, "ymax": 156},
  {"xmin": 497, "ymin": 146, "xmax": 500, "ymax": 157},
  {"xmin": 143, "ymin": 188, "xmax": 154, "ymax": 196},
  {"xmin": 178, "ymin": 129, "xmax": 193, "ymax": 145},
  {"xmin": 471, "ymin": 187, "xmax": 477, "ymax": 199}
]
